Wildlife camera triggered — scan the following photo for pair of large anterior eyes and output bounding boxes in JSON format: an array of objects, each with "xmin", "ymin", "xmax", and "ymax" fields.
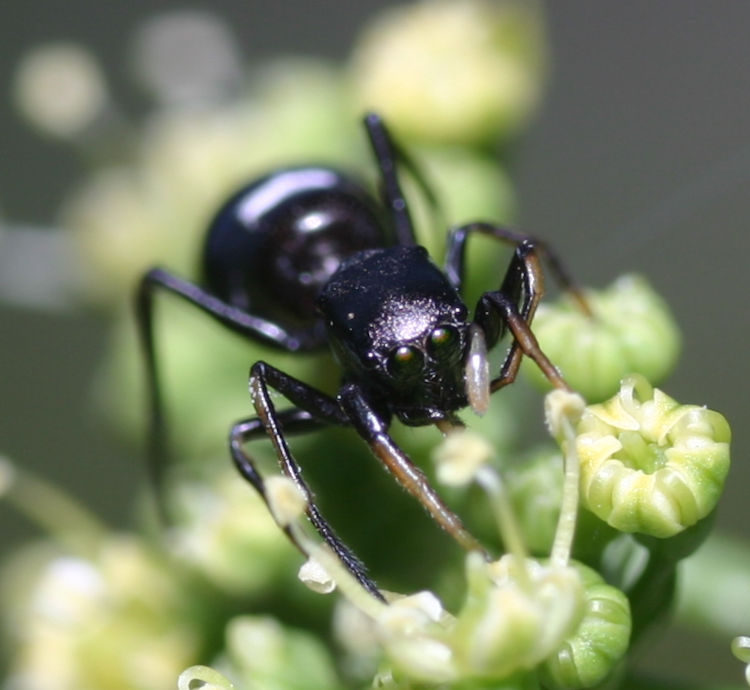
[{"xmin": 386, "ymin": 325, "xmax": 461, "ymax": 378}]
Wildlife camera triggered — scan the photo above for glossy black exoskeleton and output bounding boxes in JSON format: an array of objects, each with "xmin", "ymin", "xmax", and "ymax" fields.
[
  {"xmin": 137, "ymin": 113, "xmax": 580, "ymax": 599},
  {"xmin": 203, "ymin": 167, "xmax": 387, "ymax": 333}
]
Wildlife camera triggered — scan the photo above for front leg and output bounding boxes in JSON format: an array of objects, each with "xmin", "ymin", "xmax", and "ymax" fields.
[
  {"xmin": 337, "ymin": 383, "xmax": 487, "ymax": 557},
  {"xmin": 457, "ymin": 236, "xmax": 569, "ymax": 393},
  {"xmin": 235, "ymin": 362, "xmax": 383, "ymax": 599},
  {"xmin": 475, "ymin": 288, "xmax": 569, "ymax": 393}
]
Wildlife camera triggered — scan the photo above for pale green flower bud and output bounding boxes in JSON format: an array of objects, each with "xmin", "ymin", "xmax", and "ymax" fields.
[
  {"xmin": 503, "ymin": 446, "xmax": 563, "ymax": 555},
  {"xmin": 541, "ymin": 562, "xmax": 631, "ymax": 690},
  {"xmin": 364, "ymin": 553, "xmax": 585, "ymax": 685},
  {"xmin": 403, "ymin": 146, "xmax": 516, "ymax": 259},
  {"xmin": 377, "ymin": 591, "xmax": 458, "ymax": 684},
  {"xmin": 524, "ymin": 275, "xmax": 681, "ymax": 402},
  {"xmin": 178, "ymin": 665, "xmax": 235, "ymax": 690},
  {"xmin": 168, "ymin": 470, "xmax": 298, "ymax": 595},
  {"xmin": 265, "ymin": 475, "xmax": 308, "ymax": 527},
  {"xmin": 433, "ymin": 428, "xmax": 495, "ymax": 487},
  {"xmin": 350, "ymin": 0, "xmax": 546, "ymax": 145},
  {"xmin": 574, "ymin": 375, "xmax": 731, "ymax": 537},
  {"xmin": 731, "ymin": 636, "xmax": 750, "ymax": 687},
  {"xmin": 222, "ymin": 615, "xmax": 345, "ymax": 690},
  {"xmin": 450, "ymin": 553, "xmax": 584, "ymax": 679}
]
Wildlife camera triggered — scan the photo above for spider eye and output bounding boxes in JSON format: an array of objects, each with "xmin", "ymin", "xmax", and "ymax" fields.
[
  {"xmin": 427, "ymin": 325, "xmax": 460, "ymax": 360},
  {"xmin": 387, "ymin": 345, "xmax": 424, "ymax": 379}
]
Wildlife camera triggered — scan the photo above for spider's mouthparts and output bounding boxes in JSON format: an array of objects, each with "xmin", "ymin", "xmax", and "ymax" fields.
[{"xmin": 465, "ymin": 324, "xmax": 490, "ymax": 416}]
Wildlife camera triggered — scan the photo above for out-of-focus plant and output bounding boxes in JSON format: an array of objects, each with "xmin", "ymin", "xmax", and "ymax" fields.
[{"xmin": 2, "ymin": 2, "xmax": 745, "ymax": 689}]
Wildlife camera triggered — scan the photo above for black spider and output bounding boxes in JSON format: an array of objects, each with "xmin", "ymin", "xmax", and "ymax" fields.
[{"xmin": 136, "ymin": 112, "xmax": 582, "ymax": 600}]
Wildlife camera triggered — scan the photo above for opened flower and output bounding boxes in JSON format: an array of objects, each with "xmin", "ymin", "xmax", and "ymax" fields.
[{"xmin": 573, "ymin": 375, "xmax": 730, "ymax": 538}]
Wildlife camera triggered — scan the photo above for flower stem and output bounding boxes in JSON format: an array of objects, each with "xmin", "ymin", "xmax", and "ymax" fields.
[{"xmin": 0, "ymin": 455, "xmax": 106, "ymax": 556}]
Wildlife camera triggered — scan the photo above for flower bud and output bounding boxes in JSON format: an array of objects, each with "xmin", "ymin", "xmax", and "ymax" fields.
[
  {"xmin": 503, "ymin": 446, "xmax": 563, "ymax": 555},
  {"xmin": 450, "ymin": 553, "xmax": 584, "ymax": 679},
  {"xmin": 223, "ymin": 615, "xmax": 344, "ymax": 690},
  {"xmin": 376, "ymin": 592, "xmax": 457, "ymax": 684},
  {"xmin": 178, "ymin": 665, "xmax": 235, "ymax": 690},
  {"xmin": 298, "ymin": 557, "xmax": 336, "ymax": 594},
  {"xmin": 541, "ymin": 562, "xmax": 631, "ymax": 690},
  {"xmin": 731, "ymin": 636, "xmax": 750, "ymax": 687},
  {"xmin": 574, "ymin": 375, "xmax": 730, "ymax": 537},
  {"xmin": 524, "ymin": 275, "xmax": 681, "ymax": 402},
  {"xmin": 433, "ymin": 428, "xmax": 495, "ymax": 487},
  {"xmin": 168, "ymin": 470, "xmax": 297, "ymax": 595},
  {"xmin": 350, "ymin": 0, "xmax": 546, "ymax": 145},
  {"xmin": 265, "ymin": 475, "xmax": 308, "ymax": 527}
]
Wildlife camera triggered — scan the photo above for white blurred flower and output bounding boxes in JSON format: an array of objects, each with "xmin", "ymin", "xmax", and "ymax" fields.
[
  {"xmin": 129, "ymin": 10, "xmax": 243, "ymax": 106},
  {"xmin": 2, "ymin": 537, "xmax": 199, "ymax": 690},
  {"xmin": 13, "ymin": 43, "xmax": 108, "ymax": 138},
  {"xmin": 351, "ymin": 0, "xmax": 546, "ymax": 145}
]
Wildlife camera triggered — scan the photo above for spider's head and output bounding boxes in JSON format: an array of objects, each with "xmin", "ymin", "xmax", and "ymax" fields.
[
  {"xmin": 319, "ymin": 246, "xmax": 490, "ymax": 421},
  {"xmin": 370, "ymin": 315, "xmax": 490, "ymax": 422}
]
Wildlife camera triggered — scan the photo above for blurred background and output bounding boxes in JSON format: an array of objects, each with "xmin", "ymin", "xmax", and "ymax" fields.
[{"xmin": 1, "ymin": 0, "xmax": 748, "ymax": 685}]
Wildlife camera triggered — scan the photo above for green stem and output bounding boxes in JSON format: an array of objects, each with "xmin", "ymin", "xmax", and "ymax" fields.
[
  {"xmin": 550, "ymin": 414, "xmax": 580, "ymax": 568},
  {"xmin": 0, "ymin": 455, "xmax": 106, "ymax": 557}
]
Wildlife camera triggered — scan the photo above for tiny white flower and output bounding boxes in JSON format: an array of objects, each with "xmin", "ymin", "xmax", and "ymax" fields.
[
  {"xmin": 265, "ymin": 475, "xmax": 308, "ymax": 527},
  {"xmin": 299, "ymin": 556, "xmax": 336, "ymax": 594},
  {"xmin": 433, "ymin": 429, "xmax": 494, "ymax": 486}
]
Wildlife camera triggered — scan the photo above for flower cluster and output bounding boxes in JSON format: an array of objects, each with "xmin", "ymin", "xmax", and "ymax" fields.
[{"xmin": 188, "ymin": 390, "xmax": 631, "ymax": 690}]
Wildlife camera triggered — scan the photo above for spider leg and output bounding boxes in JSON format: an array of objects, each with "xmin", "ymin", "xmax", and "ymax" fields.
[
  {"xmin": 444, "ymin": 222, "xmax": 591, "ymax": 315},
  {"xmin": 364, "ymin": 112, "xmax": 444, "ymax": 248},
  {"xmin": 472, "ymin": 240, "xmax": 570, "ymax": 392},
  {"xmin": 135, "ymin": 268, "xmax": 327, "ymax": 507},
  {"xmin": 337, "ymin": 382, "xmax": 488, "ymax": 558},
  {"xmin": 137, "ymin": 268, "xmax": 327, "ymax": 351},
  {"xmin": 238, "ymin": 361, "xmax": 383, "ymax": 600}
]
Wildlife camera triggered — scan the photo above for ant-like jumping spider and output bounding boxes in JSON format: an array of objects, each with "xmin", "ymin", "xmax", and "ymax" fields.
[{"xmin": 137, "ymin": 113, "xmax": 582, "ymax": 600}]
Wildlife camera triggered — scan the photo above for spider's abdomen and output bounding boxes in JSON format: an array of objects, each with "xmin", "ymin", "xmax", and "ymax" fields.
[{"xmin": 202, "ymin": 166, "xmax": 387, "ymax": 327}]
